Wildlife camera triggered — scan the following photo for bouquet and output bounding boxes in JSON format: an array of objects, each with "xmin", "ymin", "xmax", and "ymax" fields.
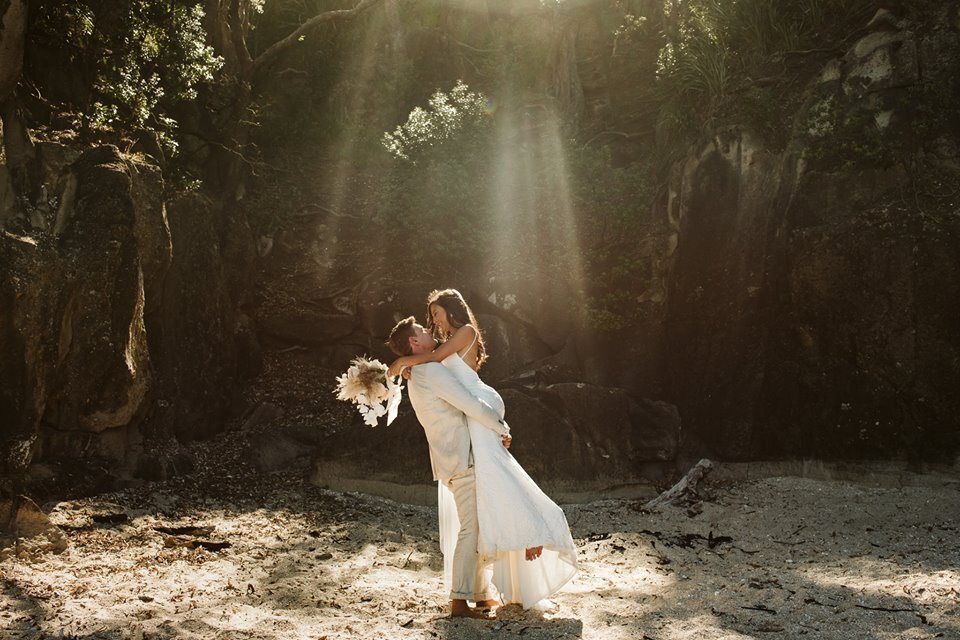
[{"xmin": 334, "ymin": 357, "xmax": 402, "ymax": 427}]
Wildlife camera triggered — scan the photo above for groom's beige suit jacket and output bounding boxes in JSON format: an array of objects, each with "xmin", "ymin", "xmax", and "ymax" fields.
[{"xmin": 407, "ymin": 362, "xmax": 509, "ymax": 484}]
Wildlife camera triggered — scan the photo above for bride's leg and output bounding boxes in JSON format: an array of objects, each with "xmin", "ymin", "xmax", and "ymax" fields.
[{"xmin": 525, "ymin": 546, "xmax": 543, "ymax": 561}]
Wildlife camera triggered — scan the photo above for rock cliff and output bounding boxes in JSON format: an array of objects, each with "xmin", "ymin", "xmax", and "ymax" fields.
[{"xmin": 0, "ymin": 144, "xmax": 260, "ymax": 496}]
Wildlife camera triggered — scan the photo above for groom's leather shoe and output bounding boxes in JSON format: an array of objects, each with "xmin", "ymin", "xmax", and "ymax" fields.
[
  {"xmin": 474, "ymin": 598, "xmax": 499, "ymax": 614},
  {"xmin": 451, "ymin": 607, "xmax": 495, "ymax": 620}
]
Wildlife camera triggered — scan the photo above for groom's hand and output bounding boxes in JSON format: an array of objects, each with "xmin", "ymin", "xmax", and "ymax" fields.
[{"xmin": 501, "ymin": 434, "xmax": 512, "ymax": 449}]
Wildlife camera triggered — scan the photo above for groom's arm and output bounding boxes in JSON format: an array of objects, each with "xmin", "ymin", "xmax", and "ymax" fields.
[{"xmin": 417, "ymin": 364, "xmax": 509, "ymax": 436}]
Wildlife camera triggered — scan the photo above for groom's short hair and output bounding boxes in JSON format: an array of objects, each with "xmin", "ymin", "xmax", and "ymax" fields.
[{"xmin": 387, "ymin": 316, "xmax": 417, "ymax": 356}]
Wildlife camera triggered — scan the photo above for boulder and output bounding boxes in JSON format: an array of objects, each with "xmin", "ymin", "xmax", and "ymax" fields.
[
  {"xmin": 249, "ymin": 425, "xmax": 324, "ymax": 472},
  {"xmin": 472, "ymin": 276, "xmax": 577, "ymax": 352},
  {"xmin": 0, "ymin": 496, "xmax": 68, "ymax": 560},
  {"xmin": 312, "ymin": 407, "xmax": 437, "ymax": 504},
  {"xmin": 356, "ymin": 279, "xmax": 439, "ymax": 338},
  {"xmin": 475, "ymin": 313, "xmax": 553, "ymax": 383},
  {"xmin": 536, "ymin": 383, "xmax": 679, "ymax": 462},
  {"xmin": 842, "ymin": 30, "xmax": 919, "ymax": 96},
  {"xmin": 503, "ymin": 384, "xmax": 679, "ymax": 489},
  {"xmin": 136, "ymin": 449, "xmax": 196, "ymax": 482},
  {"xmin": 1, "ymin": 146, "xmax": 154, "ymax": 479},
  {"xmin": 312, "ymin": 380, "xmax": 679, "ymax": 503}
]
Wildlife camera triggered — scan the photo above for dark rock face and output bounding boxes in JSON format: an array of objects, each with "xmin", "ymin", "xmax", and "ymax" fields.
[
  {"xmin": 500, "ymin": 384, "xmax": 678, "ymax": 489},
  {"xmin": 147, "ymin": 193, "xmax": 251, "ymax": 443},
  {"xmin": 662, "ymin": 131, "xmax": 782, "ymax": 459},
  {"xmin": 43, "ymin": 147, "xmax": 152, "ymax": 436},
  {"xmin": 758, "ymin": 178, "xmax": 960, "ymax": 460},
  {"xmin": 661, "ymin": 19, "xmax": 960, "ymax": 460},
  {"xmin": 313, "ymin": 381, "xmax": 679, "ymax": 499},
  {"xmin": 1, "ymin": 147, "xmax": 153, "ymax": 484},
  {"xmin": 0, "ymin": 145, "xmax": 259, "ymax": 495},
  {"xmin": 301, "ymin": 13, "xmax": 960, "ymax": 477}
]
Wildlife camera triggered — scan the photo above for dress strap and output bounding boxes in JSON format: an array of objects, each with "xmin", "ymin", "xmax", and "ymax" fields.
[{"xmin": 457, "ymin": 326, "xmax": 478, "ymax": 359}]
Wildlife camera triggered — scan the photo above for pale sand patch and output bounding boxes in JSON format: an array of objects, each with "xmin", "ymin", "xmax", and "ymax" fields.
[{"xmin": 1, "ymin": 470, "xmax": 958, "ymax": 640}]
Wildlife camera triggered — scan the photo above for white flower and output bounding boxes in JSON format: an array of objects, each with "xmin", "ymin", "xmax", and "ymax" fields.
[{"xmin": 334, "ymin": 356, "xmax": 404, "ymax": 427}]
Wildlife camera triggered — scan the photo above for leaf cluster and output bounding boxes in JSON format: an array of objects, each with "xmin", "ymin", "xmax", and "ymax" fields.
[
  {"xmin": 28, "ymin": 0, "xmax": 223, "ymax": 150},
  {"xmin": 620, "ymin": 0, "xmax": 879, "ymax": 156},
  {"xmin": 382, "ymin": 82, "xmax": 489, "ymax": 162}
]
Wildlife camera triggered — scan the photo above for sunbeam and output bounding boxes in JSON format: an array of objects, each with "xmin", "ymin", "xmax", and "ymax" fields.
[{"xmin": 306, "ymin": 8, "xmax": 396, "ymax": 288}]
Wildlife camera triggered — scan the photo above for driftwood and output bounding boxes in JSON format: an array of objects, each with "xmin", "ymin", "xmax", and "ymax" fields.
[{"xmin": 644, "ymin": 458, "xmax": 715, "ymax": 510}]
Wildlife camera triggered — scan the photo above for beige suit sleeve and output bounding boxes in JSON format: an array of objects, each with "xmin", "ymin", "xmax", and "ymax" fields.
[{"xmin": 418, "ymin": 364, "xmax": 509, "ymax": 436}]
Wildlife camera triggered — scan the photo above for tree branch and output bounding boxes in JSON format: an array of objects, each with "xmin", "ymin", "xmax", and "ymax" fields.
[
  {"xmin": 229, "ymin": 0, "xmax": 254, "ymax": 76},
  {"xmin": 251, "ymin": 0, "xmax": 383, "ymax": 79},
  {"xmin": 580, "ymin": 129, "xmax": 648, "ymax": 148}
]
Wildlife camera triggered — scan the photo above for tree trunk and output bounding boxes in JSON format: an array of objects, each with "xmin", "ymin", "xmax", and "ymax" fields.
[
  {"xmin": 250, "ymin": 0, "xmax": 382, "ymax": 81},
  {"xmin": 546, "ymin": 16, "xmax": 584, "ymax": 126},
  {"xmin": 0, "ymin": 0, "xmax": 27, "ymax": 102},
  {"xmin": 0, "ymin": 99, "xmax": 38, "ymax": 209},
  {"xmin": 0, "ymin": 0, "xmax": 36, "ymax": 210},
  {"xmin": 195, "ymin": 0, "xmax": 383, "ymax": 200}
]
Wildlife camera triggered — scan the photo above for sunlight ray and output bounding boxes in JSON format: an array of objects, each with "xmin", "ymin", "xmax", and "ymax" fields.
[
  {"xmin": 488, "ymin": 99, "xmax": 526, "ymax": 274},
  {"xmin": 308, "ymin": 9, "xmax": 392, "ymax": 285},
  {"xmin": 487, "ymin": 99, "xmax": 588, "ymax": 322},
  {"xmin": 536, "ymin": 112, "xmax": 586, "ymax": 299}
]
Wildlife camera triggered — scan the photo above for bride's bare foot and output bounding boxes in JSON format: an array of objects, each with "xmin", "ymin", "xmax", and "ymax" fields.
[
  {"xmin": 474, "ymin": 599, "xmax": 499, "ymax": 611},
  {"xmin": 525, "ymin": 545, "xmax": 543, "ymax": 561}
]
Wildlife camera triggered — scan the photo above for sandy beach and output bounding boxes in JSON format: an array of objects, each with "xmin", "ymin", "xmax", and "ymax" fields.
[{"xmin": 2, "ymin": 440, "xmax": 958, "ymax": 640}]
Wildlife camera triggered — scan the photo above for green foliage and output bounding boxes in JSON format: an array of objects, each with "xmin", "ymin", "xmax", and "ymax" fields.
[
  {"xmin": 574, "ymin": 148, "xmax": 657, "ymax": 331},
  {"xmin": 798, "ymin": 19, "xmax": 960, "ymax": 173},
  {"xmin": 370, "ymin": 82, "xmax": 657, "ymax": 329},
  {"xmin": 31, "ymin": 0, "xmax": 222, "ymax": 142},
  {"xmin": 642, "ymin": 0, "xmax": 878, "ymax": 155},
  {"xmin": 800, "ymin": 88, "xmax": 891, "ymax": 170},
  {"xmin": 382, "ymin": 82, "xmax": 489, "ymax": 162}
]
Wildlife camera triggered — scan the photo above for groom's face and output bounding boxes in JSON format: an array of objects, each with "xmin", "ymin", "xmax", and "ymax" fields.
[{"xmin": 408, "ymin": 323, "xmax": 438, "ymax": 355}]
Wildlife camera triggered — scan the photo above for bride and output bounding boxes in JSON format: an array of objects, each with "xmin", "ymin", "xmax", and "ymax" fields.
[{"xmin": 388, "ymin": 288, "xmax": 577, "ymax": 609}]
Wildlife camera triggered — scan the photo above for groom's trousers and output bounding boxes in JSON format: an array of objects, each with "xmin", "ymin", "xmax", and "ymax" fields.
[{"xmin": 447, "ymin": 466, "xmax": 494, "ymax": 601}]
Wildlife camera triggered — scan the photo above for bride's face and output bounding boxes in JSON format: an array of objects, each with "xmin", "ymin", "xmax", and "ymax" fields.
[{"xmin": 430, "ymin": 303, "xmax": 452, "ymax": 335}]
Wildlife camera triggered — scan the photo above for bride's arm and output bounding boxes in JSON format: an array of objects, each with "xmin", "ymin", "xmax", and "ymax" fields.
[{"xmin": 388, "ymin": 325, "xmax": 475, "ymax": 376}]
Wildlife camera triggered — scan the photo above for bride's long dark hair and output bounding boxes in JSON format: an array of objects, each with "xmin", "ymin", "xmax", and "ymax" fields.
[{"xmin": 426, "ymin": 288, "xmax": 488, "ymax": 368}]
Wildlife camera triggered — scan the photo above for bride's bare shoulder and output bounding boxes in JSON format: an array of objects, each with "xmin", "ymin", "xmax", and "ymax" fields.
[{"xmin": 453, "ymin": 324, "xmax": 477, "ymax": 338}]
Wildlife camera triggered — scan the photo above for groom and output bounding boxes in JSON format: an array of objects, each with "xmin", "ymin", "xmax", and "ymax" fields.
[{"xmin": 387, "ymin": 316, "xmax": 511, "ymax": 619}]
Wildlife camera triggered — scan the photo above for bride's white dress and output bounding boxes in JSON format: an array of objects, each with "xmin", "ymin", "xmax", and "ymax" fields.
[{"xmin": 437, "ymin": 349, "xmax": 578, "ymax": 609}]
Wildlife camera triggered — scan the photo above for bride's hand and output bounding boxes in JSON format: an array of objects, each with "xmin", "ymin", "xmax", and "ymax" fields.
[{"xmin": 501, "ymin": 434, "xmax": 512, "ymax": 449}]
